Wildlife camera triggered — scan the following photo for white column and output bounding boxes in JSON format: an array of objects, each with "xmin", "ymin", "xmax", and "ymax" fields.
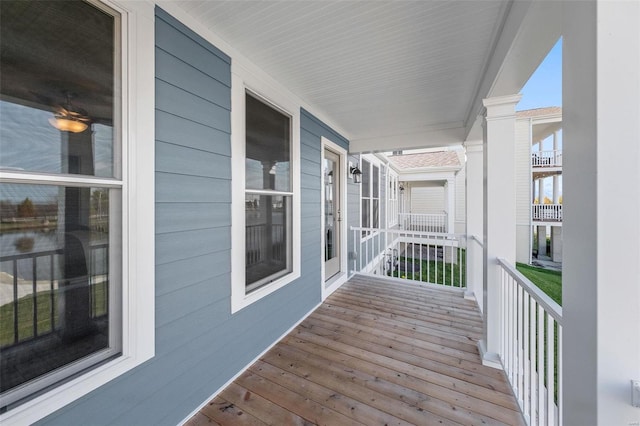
[
  {"xmin": 538, "ymin": 177, "xmax": 544, "ymax": 204},
  {"xmin": 480, "ymin": 94, "xmax": 521, "ymax": 368},
  {"xmin": 464, "ymin": 140, "xmax": 483, "ymax": 311},
  {"xmin": 446, "ymin": 178, "xmax": 455, "ymax": 233},
  {"xmin": 563, "ymin": 1, "xmax": 640, "ymax": 423},
  {"xmin": 552, "ymin": 131, "xmax": 560, "ymax": 203}
]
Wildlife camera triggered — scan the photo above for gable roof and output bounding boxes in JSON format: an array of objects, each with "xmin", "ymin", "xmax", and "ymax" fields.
[
  {"xmin": 388, "ymin": 151, "xmax": 460, "ymax": 170},
  {"xmin": 516, "ymin": 106, "xmax": 562, "ymax": 118}
]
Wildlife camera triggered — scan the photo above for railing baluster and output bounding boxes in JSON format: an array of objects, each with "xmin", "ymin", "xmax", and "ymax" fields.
[
  {"xmin": 32, "ymin": 255, "xmax": 38, "ymax": 337},
  {"xmin": 13, "ymin": 259, "xmax": 19, "ymax": 344},
  {"xmin": 547, "ymin": 312, "xmax": 555, "ymax": 426},
  {"xmin": 50, "ymin": 252, "xmax": 55, "ymax": 331},
  {"xmin": 530, "ymin": 299, "xmax": 538, "ymax": 425},
  {"xmin": 538, "ymin": 303, "xmax": 545, "ymax": 423},
  {"xmin": 523, "ymin": 292, "xmax": 530, "ymax": 420}
]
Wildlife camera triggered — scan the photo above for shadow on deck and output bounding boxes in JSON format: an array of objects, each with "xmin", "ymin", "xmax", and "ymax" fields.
[{"xmin": 186, "ymin": 275, "xmax": 524, "ymax": 425}]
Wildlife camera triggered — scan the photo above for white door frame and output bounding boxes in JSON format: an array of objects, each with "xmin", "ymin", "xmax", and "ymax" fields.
[{"xmin": 321, "ymin": 137, "xmax": 348, "ymax": 299}]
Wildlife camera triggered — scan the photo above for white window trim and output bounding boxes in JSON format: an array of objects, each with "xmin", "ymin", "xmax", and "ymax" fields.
[
  {"xmin": 230, "ymin": 65, "xmax": 301, "ymax": 314},
  {"xmin": 0, "ymin": 1, "xmax": 155, "ymax": 424},
  {"xmin": 320, "ymin": 137, "xmax": 348, "ymax": 300},
  {"xmin": 360, "ymin": 154, "xmax": 381, "ymax": 240}
]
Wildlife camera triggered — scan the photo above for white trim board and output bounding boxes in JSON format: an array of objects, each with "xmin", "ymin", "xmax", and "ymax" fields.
[{"xmin": 320, "ymin": 137, "xmax": 349, "ymax": 300}]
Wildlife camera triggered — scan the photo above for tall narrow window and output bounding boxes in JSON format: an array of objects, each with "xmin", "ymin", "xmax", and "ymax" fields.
[
  {"xmin": 360, "ymin": 159, "xmax": 380, "ymax": 236},
  {"xmin": 244, "ymin": 93, "xmax": 292, "ymax": 293},
  {"xmin": 0, "ymin": 1, "xmax": 122, "ymax": 410},
  {"xmin": 361, "ymin": 159, "xmax": 370, "ymax": 231}
]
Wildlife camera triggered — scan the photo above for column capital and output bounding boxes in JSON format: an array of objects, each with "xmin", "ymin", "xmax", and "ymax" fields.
[
  {"xmin": 464, "ymin": 140, "xmax": 483, "ymax": 153},
  {"xmin": 483, "ymin": 94, "xmax": 522, "ymax": 120}
]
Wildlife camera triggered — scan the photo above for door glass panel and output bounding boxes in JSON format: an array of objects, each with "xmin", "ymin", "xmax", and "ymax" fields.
[{"xmin": 324, "ymin": 157, "xmax": 335, "ymax": 261}]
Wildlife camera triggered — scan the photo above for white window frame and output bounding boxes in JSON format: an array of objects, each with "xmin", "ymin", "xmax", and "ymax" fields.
[
  {"xmin": 230, "ymin": 64, "xmax": 301, "ymax": 314},
  {"xmin": 360, "ymin": 155, "xmax": 381, "ymax": 239},
  {"xmin": 387, "ymin": 169, "xmax": 399, "ymax": 228},
  {"xmin": 0, "ymin": 1, "xmax": 155, "ymax": 424}
]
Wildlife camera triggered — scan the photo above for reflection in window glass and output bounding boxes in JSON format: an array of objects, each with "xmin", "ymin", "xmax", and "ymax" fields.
[
  {"xmin": 0, "ymin": 183, "xmax": 121, "ymax": 399},
  {"xmin": 0, "ymin": 1, "xmax": 116, "ymax": 178},
  {"xmin": 245, "ymin": 194, "xmax": 291, "ymax": 292},
  {"xmin": 0, "ymin": 0, "xmax": 121, "ymax": 410},
  {"xmin": 244, "ymin": 93, "xmax": 293, "ymax": 293},
  {"xmin": 245, "ymin": 94, "xmax": 290, "ymax": 192}
]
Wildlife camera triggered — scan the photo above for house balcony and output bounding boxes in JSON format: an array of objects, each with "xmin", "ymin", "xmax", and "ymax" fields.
[
  {"xmin": 532, "ymin": 204, "xmax": 563, "ymax": 223},
  {"xmin": 531, "ymin": 150, "xmax": 562, "ymax": 169},
  {"xmin": 398, "ymin": 212, "xmax": 448, "ymax": 233},
  {"xmin": 186, "ymin": 275, "xmax": 526, "ymax": 426}
]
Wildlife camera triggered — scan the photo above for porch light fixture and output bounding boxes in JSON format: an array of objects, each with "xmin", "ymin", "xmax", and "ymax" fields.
[{"xmin": 350, "ymin": 166, "xmax": 362, "ymax": 184}]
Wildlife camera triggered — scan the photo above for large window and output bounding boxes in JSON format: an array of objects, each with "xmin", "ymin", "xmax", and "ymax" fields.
[
  {"xmin": 231, "ymin": 71, "xmax": 300, "ymax": 313},
  {"xmin": 244, "ymin": 93, "xmax": 292, "ymax": 293},
  {"xmin": 0, "ymin": 0, "xmax": 154, "ymax": 420},
  {"xmin": 361, "ymin": 158, "xmax": 380, "ymax": 234}
]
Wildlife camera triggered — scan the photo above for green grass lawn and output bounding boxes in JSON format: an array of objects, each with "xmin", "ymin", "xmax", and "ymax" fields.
[
  {"xmin": 392, "ymin": 249, "xmax": 466, "ymax": 288},
  {"xmin": 516, "ymin": 263, "xmax": 562, "ymax": 306}
]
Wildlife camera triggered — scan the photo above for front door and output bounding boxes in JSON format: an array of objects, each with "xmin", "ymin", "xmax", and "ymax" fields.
[{"xmin": 324, "ymin": 149, "xmax": 341, "ymax": 280}]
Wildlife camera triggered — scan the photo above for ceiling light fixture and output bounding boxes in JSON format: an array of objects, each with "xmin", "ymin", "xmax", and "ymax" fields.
[{"xmin": 48, "ymin": 94, "xmax": 90, "ymax": 133}]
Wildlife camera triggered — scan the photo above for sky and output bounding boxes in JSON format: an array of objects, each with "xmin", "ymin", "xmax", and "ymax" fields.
[
  {"xmin": 517, "ymin": 38, "xmax": 562, "ymax": 111},
  {"xmin": 518, "ymin": 37, "xmax": 563, "ymax": 200}
]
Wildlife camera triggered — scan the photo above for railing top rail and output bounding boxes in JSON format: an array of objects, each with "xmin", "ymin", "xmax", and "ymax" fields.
[
  {"xmin": 497, "ymin": 257, "xmax": 563, "ymax": 324},
  {"xmin": 350, "ymin": 226, "xmax": 464, "ymax": 239},
  {"xmin": 468, "ymin": 235, "xmax": 483, "ymax": 247},
  {"xmin": 398, "ymin": 212, "xmax": 447, "ymax": 217}
]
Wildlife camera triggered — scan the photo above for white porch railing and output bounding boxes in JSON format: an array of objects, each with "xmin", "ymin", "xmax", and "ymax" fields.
[
  {"xmin": 532, "ymin": 150, "xmax": 562, "ymax": 168},
  {"xmin": 497, "ymin": 258, "xmax": 563, "ymax": 426},
  {"xmin": 398, "ymin": 212, "xmax": 447, "ymax": 233},
  {"xmin": 351, "ymin": 227, "xmax": 465, "ymax": 288},
  {"xmin": 532, "ymin": 204, "xmax": 562, "ymax": 222}
]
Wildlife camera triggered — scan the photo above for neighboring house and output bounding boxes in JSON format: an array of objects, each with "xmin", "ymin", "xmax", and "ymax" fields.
[
  {"xmin": 0, "ymin": 2, "xmax": 638, "ymax": 426},
  {"xmin": 515, "ymin": 107, "xmax": 563, "ymax": 265},
  {"xmin": 387, "ymin": 148, "xmax": 466, "ymax": 234}
]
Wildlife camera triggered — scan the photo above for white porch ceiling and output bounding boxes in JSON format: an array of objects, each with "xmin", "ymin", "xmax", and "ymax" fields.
[{"xmin": 174, "ymin": 1, "xmax": 520, "ymax": 149}]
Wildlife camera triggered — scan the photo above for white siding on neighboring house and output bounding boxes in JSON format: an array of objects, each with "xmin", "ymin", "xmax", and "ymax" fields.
[
  {"xmin": 410, "ymin": 185, "xmax": 445, "ymax": 214},
  {"xmin": 515, "ymin": 118, "xmax": 532, "ymax": 263}
]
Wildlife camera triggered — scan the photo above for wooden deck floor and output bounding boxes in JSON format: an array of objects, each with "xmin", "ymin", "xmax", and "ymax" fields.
[{"xmin": 186, "ymin": 275, "xmax": 524, "ymax": 426}]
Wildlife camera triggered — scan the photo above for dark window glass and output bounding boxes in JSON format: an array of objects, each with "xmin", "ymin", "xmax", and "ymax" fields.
[
  {"xmin": 372, "ymin": 165, "xmax": 379, "ymax": 198},
  {"xmin": 245, "ymin": 94, "xmax": 291, "ymax": 192},
  {"xmin": 0, "ymin": 1, "xmax": 116, "ymax": 178},
  {"xmin": 0, "ymin": 1, "xmax": 121, "ymax": 410},
  {"xmin": 0, "ymin": 184, "xmax": 121, "ymax": 400},
  {"xmin": 245, "ymin": 194, "xmax": 291, "ymax": 291},
  {"xmin": 244, "ymin": 93, "xmax": 292, "ymax": 292},
  {"xmin": 361, "ymin": 160, "xmax": 370, "ymax": 198}
]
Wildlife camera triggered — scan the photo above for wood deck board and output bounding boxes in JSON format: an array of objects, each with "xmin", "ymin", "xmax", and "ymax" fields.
[{"xmin": 188, "ymin": 277, "xmax": 525, "ymax": 426}]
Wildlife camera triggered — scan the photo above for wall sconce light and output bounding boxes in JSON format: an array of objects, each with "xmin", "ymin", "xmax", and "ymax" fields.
[
  {"xmin": 399, "ymin": 184, "xmax": 405, "ymax": 193},
  {"xmin": 350, "ymin": 165, "xmax": 362, "ymax": 184}
]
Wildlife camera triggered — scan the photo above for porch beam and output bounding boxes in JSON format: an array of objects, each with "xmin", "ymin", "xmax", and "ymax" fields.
[{"xmin": 479, "ymin": 94, "xmax": 521, "ymax": 368}]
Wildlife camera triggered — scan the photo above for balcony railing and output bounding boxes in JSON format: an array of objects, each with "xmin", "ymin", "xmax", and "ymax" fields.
[
  {"xmin": 0, "ymin": 244, "xmax": 108, "ymax": 349},
  {"xmin": 532, "ymin": 150, "xmax": 562, "ymax": 168},
  {"xmin": 498, "ymin": 258, "xmax": 563, "ymax": 426},
  {"xmin": 532, "ymin": 204, "xmax": 563, "ymax": 222},
  {"xmin": 398, "ymin": 212, "xmax": 447, "ymax": 233},
  {"xmin": 351, "ymin": 227, "xmax": 466, "ymax": 289}
]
